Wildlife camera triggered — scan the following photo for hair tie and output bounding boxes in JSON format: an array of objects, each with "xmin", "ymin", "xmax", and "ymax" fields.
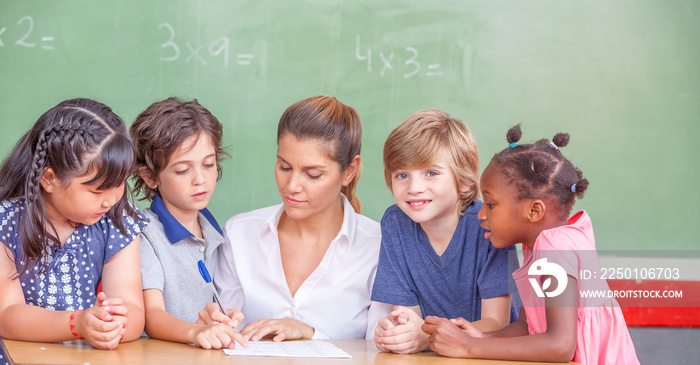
[
  {"xmin": 549, "ymin": 141, "xmax": 559, "ymax": 150},
  {"xmin": 570, "ymin": 183, "xmax": 577, "ymax": 193},
  {"xmin": 508, "ymin": 142, "xmax": 518, "ymax": 148}
]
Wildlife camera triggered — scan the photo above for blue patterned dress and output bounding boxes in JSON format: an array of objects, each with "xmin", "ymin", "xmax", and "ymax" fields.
[{"xmin": 0, "ymin": 198, "xmax": 147, "ymax": 364}]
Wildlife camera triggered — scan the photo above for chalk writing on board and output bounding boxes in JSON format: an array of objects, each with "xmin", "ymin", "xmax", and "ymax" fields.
[
  {"xmin": 355, "ymin": 35, "xmax": 443, "ymax": 78},
  {"xmin": 0, "ymin": 16, "xmax": 55, "ymax": 50},
  {"xmin": 158, "ymin": 22, "xmax": 255, "ymax": 68}
]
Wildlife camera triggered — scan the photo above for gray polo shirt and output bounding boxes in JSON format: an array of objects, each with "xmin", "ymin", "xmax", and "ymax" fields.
[{"xmin": 140, "ymin": 195, "xmax": 224, "ymax": 323}]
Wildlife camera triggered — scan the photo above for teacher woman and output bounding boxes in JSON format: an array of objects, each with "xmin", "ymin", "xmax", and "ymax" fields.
[{"xmin": 200, "ymin": 95, "xmax": 390, "ymax": 341}]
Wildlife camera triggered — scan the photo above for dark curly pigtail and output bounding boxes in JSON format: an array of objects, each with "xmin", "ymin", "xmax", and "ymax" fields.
[{"xmin": 507, "ymin": 124, "xmax": 523, "ymax": 147}]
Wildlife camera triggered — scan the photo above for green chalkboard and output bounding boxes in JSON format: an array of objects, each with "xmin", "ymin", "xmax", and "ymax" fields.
[{"xmin": 1, "ymin": 0, "xmax": 698, "ymax": 251}]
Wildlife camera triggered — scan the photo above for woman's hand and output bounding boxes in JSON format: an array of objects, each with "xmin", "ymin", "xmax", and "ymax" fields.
[{"xmin": 240, "ymin": 318, "xmax": 314, "ymax": 342}]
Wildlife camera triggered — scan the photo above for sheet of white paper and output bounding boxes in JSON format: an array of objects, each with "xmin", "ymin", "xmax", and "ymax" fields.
[{"xmin": 223, "ymin": 340, "xmax": 351, "ymax": 358}]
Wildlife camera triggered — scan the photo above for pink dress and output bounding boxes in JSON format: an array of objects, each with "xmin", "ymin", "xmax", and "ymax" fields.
[{"xmin": 512, "ymin": 211, "xmax": 639, "ymax": 365}]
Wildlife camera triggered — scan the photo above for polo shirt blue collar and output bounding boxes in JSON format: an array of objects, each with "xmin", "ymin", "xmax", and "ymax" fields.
[{"xmin": 150, "ymin": 194, "xmax": 223, "ymax": 244}]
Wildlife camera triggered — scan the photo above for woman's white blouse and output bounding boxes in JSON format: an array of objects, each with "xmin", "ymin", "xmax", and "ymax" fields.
[{"xmin": 214, "ymin": 196, "xmax": 391, "ymax": 339}]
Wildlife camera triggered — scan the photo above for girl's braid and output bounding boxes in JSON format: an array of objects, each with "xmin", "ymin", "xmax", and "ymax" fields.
[{"xmin": 25, "ymin": 117, "xmax": 93, "ymax": 203}]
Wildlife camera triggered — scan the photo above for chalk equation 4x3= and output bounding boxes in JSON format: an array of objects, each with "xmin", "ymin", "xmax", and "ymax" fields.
[{"xmin": 355, "ymin": 35, "xmax": 444, "ymax": 78}]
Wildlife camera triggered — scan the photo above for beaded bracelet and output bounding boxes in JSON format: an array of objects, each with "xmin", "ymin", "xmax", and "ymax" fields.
[{"xmin": 69, "ymin": 309, "xmax": 84, "ymax": 340}]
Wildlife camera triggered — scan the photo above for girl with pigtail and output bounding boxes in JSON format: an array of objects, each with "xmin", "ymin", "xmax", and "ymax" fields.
[
  {"xmin": 0, "ymin": 99, "xmax": 147, "ymax": 363},
  {"xmin": 422, "ymin": 125, "xmax": 639, "ymax": 364}
]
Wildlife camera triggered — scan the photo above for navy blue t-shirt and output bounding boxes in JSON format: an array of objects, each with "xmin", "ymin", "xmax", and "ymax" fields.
[{"xmin": 371, "ymin": 201, "xmax": 518, "ymax": 322}]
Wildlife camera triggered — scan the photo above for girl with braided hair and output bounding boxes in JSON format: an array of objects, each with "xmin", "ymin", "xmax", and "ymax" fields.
[
  {"xmin": 422, "ymin": 125, "xmax": 639, "ymax": 364},
  {"xmin": 0, "ymin": 98, "xmax": 147, "ymax": 360}
]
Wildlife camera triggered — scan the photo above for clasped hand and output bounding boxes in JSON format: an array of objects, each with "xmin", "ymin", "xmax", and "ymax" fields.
[
  {"xmin": 374, "ymin": 307, "xmax": 429, "ymax": 354},
  {"xmin": 421, "ymin": 316, "xmax": 485, "ymax": 358},
  {"xmin": 74, "ymin": 292, "xmax": 127, "ymax": 350}
]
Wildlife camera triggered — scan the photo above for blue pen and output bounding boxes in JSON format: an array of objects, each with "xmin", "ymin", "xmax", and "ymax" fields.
[{"xmin": 197, "ymin": 260, "xmax": 227, "ymax": 316}]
